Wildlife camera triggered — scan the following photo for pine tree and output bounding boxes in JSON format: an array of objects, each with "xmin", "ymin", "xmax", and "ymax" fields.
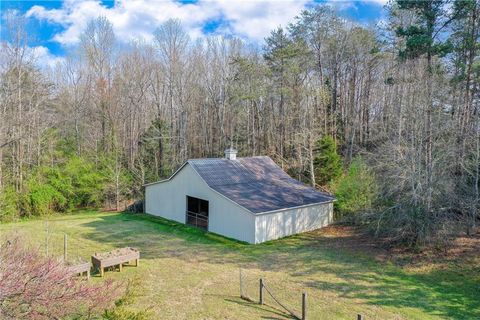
[
  {"xmin": 264, "ymin": 27, "xmax": 310, "ymax": 158},
  {"xmin": 313, "ymin": 135, "xmax": 342, "ymax": 186}
]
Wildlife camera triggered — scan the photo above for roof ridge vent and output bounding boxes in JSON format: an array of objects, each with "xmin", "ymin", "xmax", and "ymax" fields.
[{"xmin": 224, "ymin": 147, "xmax": 237, "ymax": 160}]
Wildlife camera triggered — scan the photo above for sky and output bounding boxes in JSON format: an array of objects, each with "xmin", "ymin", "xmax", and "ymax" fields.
[{"xmin": 0, "ymin": 0, "xmax": 387, "ymax": 67}]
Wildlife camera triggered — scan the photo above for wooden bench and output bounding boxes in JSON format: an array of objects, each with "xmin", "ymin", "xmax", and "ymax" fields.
[
  {"xmin": 91, "ymin": 247, "xmax": 140, "ymax": 277},
  {"xmin": 67, "ymin": 261, "xmax": 91, "ymax": 279}
]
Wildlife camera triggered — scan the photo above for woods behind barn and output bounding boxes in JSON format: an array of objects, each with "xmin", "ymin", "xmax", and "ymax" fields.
[{"xmin": 0, "ymin": 1, "xmax": 479, "ymax": 253}]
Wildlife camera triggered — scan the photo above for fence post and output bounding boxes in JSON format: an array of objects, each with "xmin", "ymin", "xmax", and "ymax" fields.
[
  {"xmin": 357, "ymin": 314, "xmax": 363, "ymax": 320},
  {"xmin": 259, "ymin": 278, "xmax": 263, "ymax": 305},
  {"xmin": 302, "ymin": 292, "xmax": 307, "ymax": 320},
  {"xmin": 63, "ymin": 234, "xmax": 68, "ymax": 262},
  {"xmin": 239, "ymin": 269, "xmax": 243, "ymax": 298},
  {"xmin": 45, "ymin": 221, "xmax": 49, "ymax": 257}
]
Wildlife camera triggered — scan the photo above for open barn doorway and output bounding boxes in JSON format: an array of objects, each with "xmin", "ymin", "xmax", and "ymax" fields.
[{"xmin": 186, "ymin": 196, "xmax": 209, "ymax": 230}]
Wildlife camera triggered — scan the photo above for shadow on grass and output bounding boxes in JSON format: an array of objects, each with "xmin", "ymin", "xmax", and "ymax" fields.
[
  {"xmin": 81, "ymin": 212, "xmax": 480, "ymax": 319},
  {"xmin": 224, "ymin": 298, "xmax": 293, "ymax": 320}
]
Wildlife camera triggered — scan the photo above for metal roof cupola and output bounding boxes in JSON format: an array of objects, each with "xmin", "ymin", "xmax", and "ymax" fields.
[{"xmin": 224, "ymin": 147, "xmax": 237, "ymax": 160}]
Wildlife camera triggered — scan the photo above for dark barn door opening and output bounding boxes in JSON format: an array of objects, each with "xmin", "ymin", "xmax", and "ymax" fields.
[{"xmin": 186, "ymin": 196, "xmax": 209, "ymax": 230}]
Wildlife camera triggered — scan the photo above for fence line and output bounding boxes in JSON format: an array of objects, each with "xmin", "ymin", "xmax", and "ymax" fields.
[
  {"xmin": 261, "ymin": 279, "xmax": 304, "ymax": 320},
  {"xmin": 239, "ymin": 269, "xmax": 306, "ymax": 320},
  {"xmin": 1, "ymin": 222, "xmax": 89, "ymax": 265},
  {"xmin": 239, "ymin": 269, "xmax": 366, "ymax": 320}
]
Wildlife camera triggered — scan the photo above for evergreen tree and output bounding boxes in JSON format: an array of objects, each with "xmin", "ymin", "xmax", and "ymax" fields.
[
  {"xmin": 394, "ymin": 0, "xmax": 452, "ymax": 62},
  {"xmin": 333, "ymin": 158, "xmax": 377, "ymax": 218},
  {"xmin": 264, "ymin": 27, "xmax": 311, "ymax": 158},
  {"xmin": 449, "ymin": 0, "xmax": 479, "ymax": 119},
  {"xmin": 313, "ymin": 135, "xmax": 342, "ymax": 186}
]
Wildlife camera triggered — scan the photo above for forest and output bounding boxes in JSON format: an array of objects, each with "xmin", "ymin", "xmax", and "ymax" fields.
[{"xmin": 0, "ymin": 0, "xmax": 478, "ymax": 248}]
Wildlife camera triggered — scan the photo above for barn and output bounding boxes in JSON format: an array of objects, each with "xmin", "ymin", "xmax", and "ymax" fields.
[{"xmin": 144, "ymin": 149, "xmax": 335, "ymax": 244}]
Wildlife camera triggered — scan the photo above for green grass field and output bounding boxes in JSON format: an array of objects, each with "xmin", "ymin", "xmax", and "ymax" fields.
[{"xmin": 1, "ymin": 211, "xmax": 479, "ymax": 319}]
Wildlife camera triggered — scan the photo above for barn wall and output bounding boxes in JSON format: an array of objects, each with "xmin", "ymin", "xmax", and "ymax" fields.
[
  {"xmin": 145, "ymin": 164, "xmax": 255, "ymax": 243},
  {"xmin": 254, "ymin": 202, "xmax": 333, "ymax": 243}
]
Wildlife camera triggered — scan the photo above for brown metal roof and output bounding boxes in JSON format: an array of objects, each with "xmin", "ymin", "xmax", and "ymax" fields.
[{"xmin": 188, "ymin": 156, "xmax": 335, "ymax": 214}]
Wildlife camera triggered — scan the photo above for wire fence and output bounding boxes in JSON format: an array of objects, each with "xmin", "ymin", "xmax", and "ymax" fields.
[
  {"xmin": 1, "ymin": 220, "xmax": 91, "ymax": 265},
  {"xmin": 239, "ymin": 268, "xmax": 306, "ymax": 320},
  {"xmin": 239, "ymin": 269, "xmax": 367, "ymax": 320}
]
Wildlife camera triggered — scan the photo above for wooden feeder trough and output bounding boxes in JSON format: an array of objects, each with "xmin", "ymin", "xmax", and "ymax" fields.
[
  {"xmin": 67, "ymin": 261, "xmax": 91, "ymax": 279},
  {"xmin": 91, "ymin": 247, "xmax": 140, "ymax": 277}
]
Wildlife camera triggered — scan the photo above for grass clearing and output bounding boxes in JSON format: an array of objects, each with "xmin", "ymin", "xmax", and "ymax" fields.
[{"xmin": 0, "ymin": 210, "xmax": 479, "ymax": 319}]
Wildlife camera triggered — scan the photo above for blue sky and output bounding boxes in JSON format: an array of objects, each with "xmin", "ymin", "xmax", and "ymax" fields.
[{"xmin": 0, "ymin": 0, "xmax": 386, "ymax": 66}]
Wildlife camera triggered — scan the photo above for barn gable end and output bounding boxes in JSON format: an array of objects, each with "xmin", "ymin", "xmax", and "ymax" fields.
[{"xmin": 145, "ymin": 163, "xmax": 255, "ymax": 243}]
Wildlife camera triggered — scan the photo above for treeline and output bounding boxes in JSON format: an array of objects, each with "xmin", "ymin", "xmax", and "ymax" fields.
[{"xmin": 0, "ymin": 1, "xmax": 478, "ymax": 247}]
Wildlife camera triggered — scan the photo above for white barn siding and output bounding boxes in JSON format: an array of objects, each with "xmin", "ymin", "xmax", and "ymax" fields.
[
  {"xmin": 208, "ymin": 199, "xmax": 255, "ymax": 244},
  {"xmin": 254, "ymin": 202, "xmax": 333, "ymax": 243},
  {"xmin": 145, "ymin": 164, "xmax": 255, "ymax": 243}
]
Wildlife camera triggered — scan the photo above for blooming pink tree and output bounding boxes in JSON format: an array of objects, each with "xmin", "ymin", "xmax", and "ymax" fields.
[{"xmin": 0, "ymin": 237, "xmax": 123, "ymax": 319}]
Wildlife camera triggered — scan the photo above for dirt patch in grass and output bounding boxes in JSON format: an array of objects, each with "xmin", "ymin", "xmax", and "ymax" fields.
[
  {"xmin": 387, "ymin": 231, "xmax": 480, "ymax": 269},
  {"xmin": 311, "ymin": 224, "xmax": 480, "ymax": 269}
]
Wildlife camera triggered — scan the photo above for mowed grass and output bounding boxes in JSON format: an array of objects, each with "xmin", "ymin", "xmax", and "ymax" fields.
[{"xmin": 1, "ymin": 211, "xmax": 479, "ymax": 320}]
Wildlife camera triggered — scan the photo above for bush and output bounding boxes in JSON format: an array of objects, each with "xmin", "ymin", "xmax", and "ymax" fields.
[
  {"xmin": 21, "ymin": 173, "xmax": 68, "ymax": 216},
  {"xmin": 14, "ymin": 156, "xmax": 107, "ymax": 218},
  {"xmin": 371, "ymin": 203, "xmax": 455, "ymax": 248},
  {"xmin": 333, "ymin": 158, "xmax": 377, "ymax": 219},
  {"xmin": 0, "ymin": 235, "xmax": 122, "ymax": 319},
  {"xmin": 0, "ymin": 186, "xmax": 19, "ymax": 221},
  {"xmin": 62, "ymin": 156, "xmax": 106, "ymax": 207}
]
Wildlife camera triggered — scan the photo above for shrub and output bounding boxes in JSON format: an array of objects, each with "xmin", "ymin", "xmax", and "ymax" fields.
[
  {"xmin": 63, "ymin": 156, "xmax": 106, "ymax": 207},
  {"xmin": 14, "ymin": 156, "xmax": 107, "ymax": 218},
  {"xmin": 372, "ymin": 203, "xmax": 454, "ymax": 248},
  {"xmin": 22, "ymin": 174, "xmax": 67, "ymax": 216},
  {"xmin": 0, "ymin": 235, "xmax": 123, "ymax": 319},
  {"xmin": 0, "ymin": 186, "xmax": 19, "ymax": 221},
  {"xmin": 333, "ymin": 158, "xmax": 377, "ymax": 219}
]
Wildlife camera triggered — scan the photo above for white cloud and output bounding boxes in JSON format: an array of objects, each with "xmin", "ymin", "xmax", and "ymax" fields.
[
  {"xmin": 369, "ymin": 0, "xmax": 389, "ymax": 5},
  {"xmin": 25, "ymin": 0, "xmax": 387, "ymax": 51},
  {"xmin": 31, "ymin": 46, "xmax": 65, "ymax": 68},
  {"xmin": 209, "ymin": 0, "xmax": 310, "ymax": 42},
  {"xmin": 26, "ymin": 0, "xmax": 315, "ymax": 46},
  {"xmin": 26, "ymin": 0, "xmax": 218, "ymax": 45}
]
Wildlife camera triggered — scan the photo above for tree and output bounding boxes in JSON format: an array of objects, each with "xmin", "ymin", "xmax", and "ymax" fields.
[
  {"xmin": 394, "ymin": 0, "xmax": 453, "ymax": 210},
  {"xmin": 333, "ymin": 157, "xmax": 377, "ymax": 218},
  {"xmin": 448, "ymin": 0, "xmax": 480, "ymax": 235},
  {"xmin": 0, "ymin": 10, "xmax": 54, "ymax": 195},
  {"xmin": 80, "ymin": 16, "xmax": 116, "ymax": 153},
  {"xmin": 289, "ymin": 6, "xmax": 349, "ymax": 139},
  {"xmin": 264, "ymin": 27, "xmax": 311, "ymax": 159},
  {"xmin": 154, "ymin": 19, "xmax": 190, "ymax": 163},
  {"xmin": 0, "ymin": 236, "xmax": 122, "ymax": 319},
  {"xmin": 313, "ymin": 135, "xmax": 342, "ymax": 186}
]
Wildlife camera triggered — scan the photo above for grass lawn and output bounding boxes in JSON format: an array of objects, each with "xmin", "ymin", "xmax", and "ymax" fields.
[{"xmin": 1, "ymin": 210, "xmax": 479, "ymax": 319}]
